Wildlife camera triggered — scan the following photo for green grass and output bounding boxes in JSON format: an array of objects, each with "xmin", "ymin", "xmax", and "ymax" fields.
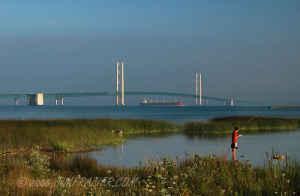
[
  {"xmin": 0, "ymin": 119, "xmax": 178, "ymax": 152},
  {"xmin": 184, "ymin": 116, "xmax": 300, "ymax": 135}
]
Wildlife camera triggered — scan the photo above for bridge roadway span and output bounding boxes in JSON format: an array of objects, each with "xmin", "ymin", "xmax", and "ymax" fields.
[
  {"xmin": 0, "ymin": 91, "xmax": 227, "ymax": 102},
  {"xmin": 0, "ymin": 91, "xmax": 258, "ymax": 105}
]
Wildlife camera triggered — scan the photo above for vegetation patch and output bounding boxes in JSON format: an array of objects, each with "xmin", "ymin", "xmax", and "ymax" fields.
[
  {"xmin": 0, "ymin": 153, "xmax": 299, "ymax": 195},
  {"xmin": 0, "ymin": 119, "xmax": 178, "ymax": 152},
  {"xmin": 49, "ymin": 141, "xmax": 73, "ymax": 152},
  {"xmin": 184, "ymin": 116, "xmax": 300, "ymax": 135}
]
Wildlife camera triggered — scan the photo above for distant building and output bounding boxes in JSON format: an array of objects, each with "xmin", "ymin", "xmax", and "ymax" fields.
[
  {"xmin": 28, "ymin": 93, "xmax": 44, "ymax": 106},
  {"xmin": 36, "ymin": 93, "xmax": 44, "ymax": 105}
]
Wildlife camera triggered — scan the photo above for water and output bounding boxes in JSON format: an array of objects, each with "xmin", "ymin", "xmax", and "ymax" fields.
[
  {"xmin": 1, "ymin": 105, "xmax": 300, "ymax": 123},
  {"xmin": 87, "ymin": 130, "xmax": 300, "ymax": 167}
]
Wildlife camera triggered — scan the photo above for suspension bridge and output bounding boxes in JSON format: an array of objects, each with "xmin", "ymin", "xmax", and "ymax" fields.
[{"xmin": 0, "ymin": 62, "xmax": 253, "ymax": 106}]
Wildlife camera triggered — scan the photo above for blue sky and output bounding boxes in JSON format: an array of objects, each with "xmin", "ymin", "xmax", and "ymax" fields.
[
  {"xmin": 0, "ymin": 1, "xmax": 299, "ymax": 105},
  {"xmin": 1, "ymin": 1, "xmax": 299, "ymax": 36}
]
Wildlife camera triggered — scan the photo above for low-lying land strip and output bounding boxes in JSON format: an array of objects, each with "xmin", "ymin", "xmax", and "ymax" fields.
[
  {"xmin": 0, "ymin": 119, "xmax": 178, "ymax": 153},
  {"xmin": 184, "ymin": 116, "xmax": 300, "ymax": 135}
]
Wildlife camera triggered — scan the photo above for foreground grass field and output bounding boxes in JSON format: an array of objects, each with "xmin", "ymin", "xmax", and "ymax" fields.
[{"xmin": 0, "ymin": 151, "xmax": 299, "ymax": 195}]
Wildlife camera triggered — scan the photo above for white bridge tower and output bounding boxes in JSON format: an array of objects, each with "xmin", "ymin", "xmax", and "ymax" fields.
[
  {"xmin": 116, "ymin": 61, "xmax": 125, "ymax": 106},
  {"xmin": 195, "ymin": 72, "xmax": 203, "ymax": 105}
]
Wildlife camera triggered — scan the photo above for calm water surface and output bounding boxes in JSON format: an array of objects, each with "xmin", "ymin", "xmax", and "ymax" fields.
[
  {"xmin": 1, "ymin": 106, "xmax": 300, "ymax": 123},
  {"xmin": 87, "ymin": 130, "xmax": 300, "ymax": 167}
]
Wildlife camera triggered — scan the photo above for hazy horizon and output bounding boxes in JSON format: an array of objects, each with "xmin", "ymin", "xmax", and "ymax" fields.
[{"xmin": 1, "ymin": 1, "xmax": 300, "ymax": 105}]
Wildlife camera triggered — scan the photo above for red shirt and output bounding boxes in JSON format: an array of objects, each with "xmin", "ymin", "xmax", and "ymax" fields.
[{"xmin": 232, "ymin": 130, "xmax": 239, "ymax": 143}]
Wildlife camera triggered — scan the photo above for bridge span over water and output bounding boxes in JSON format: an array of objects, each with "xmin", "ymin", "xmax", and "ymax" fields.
[
  {"xmin": 0, "ymin": 62, "xmax": 253, "ymax": 106},
  {"xmin": 0, "ymin": 91, "xmax": 251, "ymax": 106}
]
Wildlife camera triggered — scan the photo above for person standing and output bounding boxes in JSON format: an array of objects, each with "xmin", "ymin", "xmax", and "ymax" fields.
[{"xmin": 231, "ymin": 127, "xmax": 241, "ymax": 160}]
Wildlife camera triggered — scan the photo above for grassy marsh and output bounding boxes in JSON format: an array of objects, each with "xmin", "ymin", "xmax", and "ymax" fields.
[
  {"xmin": 0, "ymin": 151, "xmax": 299, "ymax": 195},
  {"xmin": 0, "ymin": 119, "xmax": 178, "ymax": 152},
  {"xmin": 184, "ymin": 116, "xmax": 300, "ymax": 135}
]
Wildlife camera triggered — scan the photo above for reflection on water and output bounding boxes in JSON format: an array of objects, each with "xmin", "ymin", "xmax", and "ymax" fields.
[{"xmin": 87, "ymin": 130, "xmax": 300, "ymax": 167}]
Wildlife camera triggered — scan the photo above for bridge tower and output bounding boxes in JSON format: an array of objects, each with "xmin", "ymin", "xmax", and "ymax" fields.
[
  {"xmin": 55, "ymin": 96, "xmax": 64, "ymax": 105},
  {"xmin": 230, "ymin": 97, "xmax": 235, "ymax": 106},
  {"xmin": 195, "ymin": 73, "xmax": 198, "ymax": 105},
  {"xmin": 14, "ymin": 97, "xmax": 20, "ymax": 106},
  {"xmin": 195, "ymin": 72, "xmax": 203, "ymax": 105},
  {"xmin": 116, "ymin": 61, "xmax": 125, "ymax": 106}
]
